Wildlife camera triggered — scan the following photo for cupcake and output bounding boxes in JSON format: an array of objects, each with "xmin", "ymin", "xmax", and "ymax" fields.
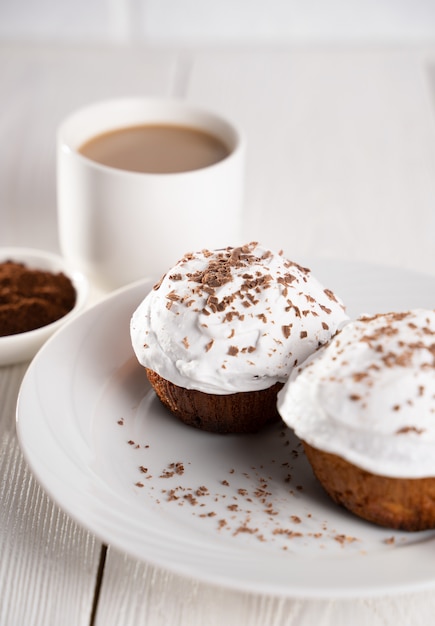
[
  {"xmin": 130, "ymin": 242, "xmax": 348, "ymax": 433},
  {"xmin": 277, "ymin": 309, "xmax": 435, "ymax": 531}
]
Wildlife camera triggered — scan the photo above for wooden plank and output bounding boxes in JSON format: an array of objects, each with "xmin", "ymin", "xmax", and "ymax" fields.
[
  {"xmin": 0, "ymin": 43, "xmax": 180, "ymax": 252},
  {"xmin": 185, "ymin": 46, "xmax": 435, "ymax": 273},
  {"xmin": 0, "ymin": 364, "xmax": 101, "ymax": 626},
  {"xmin": 95, "ymin": 546, "xmax": 435, "ymax": 626},
  {"xmin": 128, "ymin": 0, "xmax": 435, "ymax": 45}
]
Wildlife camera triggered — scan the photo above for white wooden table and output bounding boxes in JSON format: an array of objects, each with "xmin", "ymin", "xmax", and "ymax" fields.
[{"xmin": 2, "ymin": 42, "xmax": 435, "ymax": 625}]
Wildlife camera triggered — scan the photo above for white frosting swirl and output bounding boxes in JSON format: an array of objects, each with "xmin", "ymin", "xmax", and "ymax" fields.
[
  {"xmin": 130, "ymin": 243, "xmax": 348, "ymax": 394},
  {"xmin": 277, "ymin": 309, "xmax": 435, "ymax": 478}
]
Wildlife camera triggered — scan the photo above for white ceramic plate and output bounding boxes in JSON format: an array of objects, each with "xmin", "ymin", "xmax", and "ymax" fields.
[{"xmin": 16, "ymin": 260, "xmax": 435, "ymax": 598}]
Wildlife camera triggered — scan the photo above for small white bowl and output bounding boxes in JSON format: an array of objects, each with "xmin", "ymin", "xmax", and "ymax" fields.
[{"xmin": 0, "ymin": 247, "xmax": 88, "ymax": 366}]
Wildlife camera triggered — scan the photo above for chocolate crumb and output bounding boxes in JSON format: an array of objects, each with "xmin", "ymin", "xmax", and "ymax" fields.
[
  {"xmin": 282, "ymin": 325, "xmax": 292, "ymax": 339},
  {"xmin": 384, "ymin": 536, "xmax": 396, "ymax": 545},
  {"xmin": 334, "ymin": 534, "xmax": 358, "ymax": 545},
  {"xmin": 396, "ymin": 426, "xmax": 425, "ymax": 435}
]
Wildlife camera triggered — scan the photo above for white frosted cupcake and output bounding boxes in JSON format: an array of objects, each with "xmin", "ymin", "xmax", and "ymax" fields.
[
  {"xmin": 131, "ymin": 242, "xmax": 348, "ymax": 433},
  {"xmin": 277, "ymin": 309, "xmax": 435, "ymax": 530}
]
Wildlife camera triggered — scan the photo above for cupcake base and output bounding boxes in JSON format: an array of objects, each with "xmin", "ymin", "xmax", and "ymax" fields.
[
  {"xmin": 146, "ymin": 368, "xmax": 283, "ymax": 434},
  {"xmin": 303, "ymin": 442, "xmax": 435, "ymax": 531}
]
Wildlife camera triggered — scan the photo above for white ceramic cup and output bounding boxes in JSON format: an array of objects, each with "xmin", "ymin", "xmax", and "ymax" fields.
[{"xmin": 57, "ymin": 97, "xmax": 245, "ymax": 291}]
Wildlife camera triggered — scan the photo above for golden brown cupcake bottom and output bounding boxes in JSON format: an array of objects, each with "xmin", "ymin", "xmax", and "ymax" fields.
[
  {"xmin": 146, "ymin": 368, "xmax": 283, "ymax": 434},
  {"xmin": 303, "ymin": 442, "xmax": 435, "ymax": 531}
]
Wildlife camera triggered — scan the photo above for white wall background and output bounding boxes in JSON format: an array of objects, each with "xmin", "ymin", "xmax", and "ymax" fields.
[{"xmin": 0, "ymin": 0, "xmax": 435, "ymax": 45}]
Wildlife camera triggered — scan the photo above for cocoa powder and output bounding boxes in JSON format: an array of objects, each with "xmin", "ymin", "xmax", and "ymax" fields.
[{"xmin": 0, "ymin": 260, "xmax": 76, "ymax": 336}]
